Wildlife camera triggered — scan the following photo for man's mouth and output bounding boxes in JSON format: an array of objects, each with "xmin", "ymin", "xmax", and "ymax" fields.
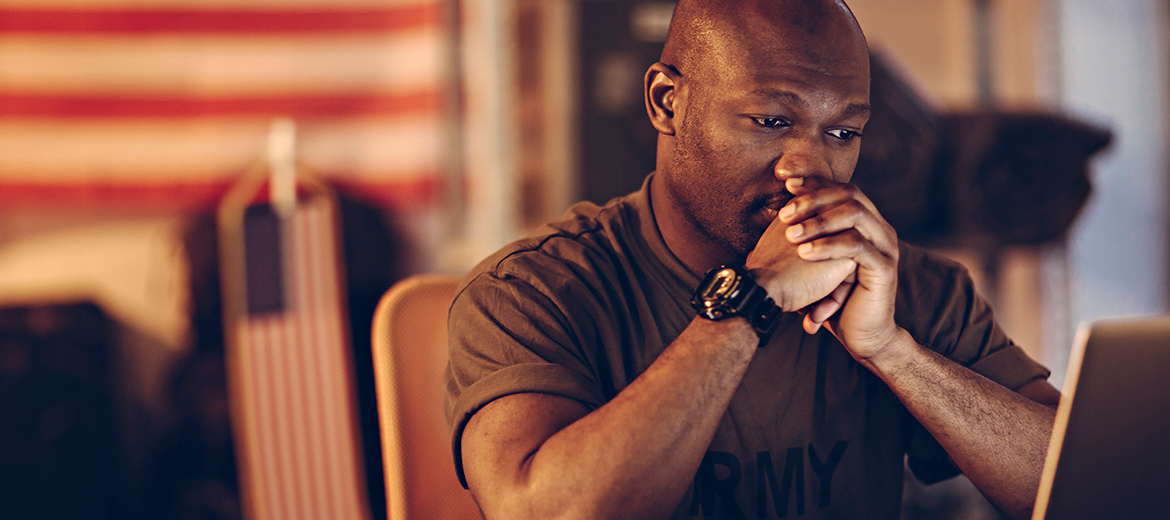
[{"xmin": 756, "ymin": 192, "xmax": 794, "ymax": 220}]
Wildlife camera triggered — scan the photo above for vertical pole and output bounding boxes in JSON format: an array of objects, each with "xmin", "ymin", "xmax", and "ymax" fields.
[
  {"xmin": 459, "ymin": 0, "xmax": 519, "ymax": 268},
  {"xmin": 443, "ymin": 0, "xmax": 466, "ymax": 250},
  {"xmin": 972, "ymin": 0, "xmax": 996, "ymax": 107},
  {"xmin": 542, "ymin": 0, "xmax": 580, "ymax": 222}
]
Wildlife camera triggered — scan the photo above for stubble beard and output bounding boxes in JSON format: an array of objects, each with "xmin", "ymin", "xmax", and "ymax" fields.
[{"xmin": 666, "ymin": 122, "xmax": 769, "ymax": 262}]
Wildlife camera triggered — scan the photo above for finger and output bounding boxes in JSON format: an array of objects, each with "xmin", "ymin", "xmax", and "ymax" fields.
[
  {"xmin": 796, "ymin": 229, "xmax": 897, "ymax": 278},
  {"xmin": 804, "ymin": 277, "xmax": 855, "ymax": 327},
  {"xmin": 785, "ymin": 198, "xmax": 898, "ymax": 256},
  {"xmin": 800, "ymin": 271, "xmax": 856, "ymax": 334},
  {"xmin": 803, "ymin": 302, "xmax": 835, "ymax": 333},
  {"xmin": 817, "ymin": 278, "xmax": 855, "ymax": 318},
  {"xmin": 780, "ymin": 182, "xmax": 882, "ymax": 225},
  {"xmin": 803, "ymin": 314, "xmax": 822, "ymax": 334},
  {"xmin": 785, "ymin": 175, "xmax": 837, "ymax": 195},
  {"xmin": 807, "ymin": 298, "xmax": 842, "ymax": 324},
  {"xmin": 783, "ymin": 177, "xmax": 817, "ymax": 197}
]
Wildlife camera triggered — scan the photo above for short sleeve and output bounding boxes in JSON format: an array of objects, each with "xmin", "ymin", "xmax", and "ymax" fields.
[
  {"xmin": 443, "ymin": 269, "xmax": 606, "ymax": 488},
  {"xmin": 894, "ymin": 243, "xmax": 1050, "ymax": 387},
  {"xmin": 894, "ymin": 243, "xmax": 1051, "ymax": 482}
]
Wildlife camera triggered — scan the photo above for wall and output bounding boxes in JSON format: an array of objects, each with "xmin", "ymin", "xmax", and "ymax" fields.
[{"xmin": 1056, "ymin": 0, "xmax": 1170, "ymax": 384}]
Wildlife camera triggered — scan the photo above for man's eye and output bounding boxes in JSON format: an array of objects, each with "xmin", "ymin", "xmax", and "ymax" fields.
[
  {"xmin": 751, "ymin": 117, "xmax": 788, "ymax": 128},
  {"xmin": 827, "ymin": 128, "xmax": 862, "ymax": 141}
]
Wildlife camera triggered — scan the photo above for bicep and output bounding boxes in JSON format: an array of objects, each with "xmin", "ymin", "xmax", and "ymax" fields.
[{"xmin": 461, "ymin": 392, "xmax": 591, "ymax": 510}]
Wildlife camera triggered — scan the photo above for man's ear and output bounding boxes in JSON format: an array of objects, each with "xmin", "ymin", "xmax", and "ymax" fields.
[{"xmin": 645, "ymin": 62, "xmax": 681, "ymax": 136}]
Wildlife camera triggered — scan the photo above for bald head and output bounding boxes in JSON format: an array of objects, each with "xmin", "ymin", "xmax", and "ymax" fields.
[
  {"xmin": 642, "ymin": 0, "xmax": 873, "ymax": 266},
  {"xmin": 661, "ymin": 0, "xmax": 867, "ymax": 85}
]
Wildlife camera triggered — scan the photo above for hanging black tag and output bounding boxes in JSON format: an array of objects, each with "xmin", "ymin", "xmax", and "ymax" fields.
[{"xmin": 243, "ymin": 205, "xmax": 285, "ymax": 315}]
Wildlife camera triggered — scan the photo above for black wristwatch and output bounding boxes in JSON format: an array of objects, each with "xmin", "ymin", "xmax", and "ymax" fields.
[{"xmin": 691, "ymin": 265, "xmax": 782, "ymax": 341}]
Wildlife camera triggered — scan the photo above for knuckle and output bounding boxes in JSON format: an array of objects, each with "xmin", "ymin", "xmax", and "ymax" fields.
[
  {"xmin": 836, "ymin": 234, "xmax": 854, "ymax": 247},
  {"xmin": 829, "ymin": 185, "xmax": 852, "ymax": 201},
  {"xmin": 843, "ymin": 200, "xmax": 865, "ymax": 218},
  {"xmin": 844, "ymin": 229, "xmax": 867, "ymax": 252},
  {"xmin": 806, "ymin": 214, "xmax": 824, "ymax": 231},
  {"xmin": 884, "ymin": 222, "xmax": 899, "ymax": 241},
  {"xmin": 848, "ymin": 238, "xmax": 867, "ymax": 255}
]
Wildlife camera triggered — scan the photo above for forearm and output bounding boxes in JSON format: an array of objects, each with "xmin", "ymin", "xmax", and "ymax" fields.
[
  {"xmin": 863, "ymin": 329, "xmax": 1055, "ymax": 520},
  {"xmin": 496, "ymin": 317, "xmax": 758, "ymax": 520}
]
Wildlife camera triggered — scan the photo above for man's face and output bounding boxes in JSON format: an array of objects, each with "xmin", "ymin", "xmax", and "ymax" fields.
[{"xmin": 662, "ymin": 25, "xmax": 871, "ymax": 260}]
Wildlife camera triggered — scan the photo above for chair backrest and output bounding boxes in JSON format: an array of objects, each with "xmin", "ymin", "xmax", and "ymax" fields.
[{"xmin": 371, "ymin": 275, "xmax": 481, "ymax": 520}]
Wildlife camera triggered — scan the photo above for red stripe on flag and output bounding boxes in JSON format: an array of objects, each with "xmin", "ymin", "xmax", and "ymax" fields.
[
  {"xmin": 335, "ymin": 177, "xmax": 447, "ymax": 211},
  {"xmin": 0, "ymin": 5, "xmax": 443, "ymax": 34},
  {"xmin": 0, "ymin": 175, "xmax": 444, "ymax": 211},
  {"xmin": 0, "ymin": 90, "xmax": 443, "ymax": 118}
]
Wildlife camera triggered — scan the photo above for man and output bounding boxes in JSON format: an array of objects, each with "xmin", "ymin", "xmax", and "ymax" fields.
[{"xmin": 444, "ymin": 1, "xmax": 1060, "ymax": 518}]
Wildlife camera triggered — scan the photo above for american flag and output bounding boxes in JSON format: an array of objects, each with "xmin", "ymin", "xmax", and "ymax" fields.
[
  {"xmin": 0, "ymin": 0, "xmax": 449, "ymax": 215},
  {"xmin": 3, "ymin": 2, "xmax": 450, "ymax": 518},
  {"xmin": 221, "ymin": 185, "xmax": 371, "ymax": 520}
]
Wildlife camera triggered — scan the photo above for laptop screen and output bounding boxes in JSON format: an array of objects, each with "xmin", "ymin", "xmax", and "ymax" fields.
[{"xmin": 1032, "ymin": 317, "xmax": 1170, "ymax": 520}]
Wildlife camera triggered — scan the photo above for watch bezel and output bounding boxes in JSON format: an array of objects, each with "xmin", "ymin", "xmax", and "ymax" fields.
[
  {"xmin": 691, "ymin": 265, "xmax": 782, "ymax": 340},
  {"xmin": 696, "ymin": 267, "xmax": 742, "ymax": 304}
]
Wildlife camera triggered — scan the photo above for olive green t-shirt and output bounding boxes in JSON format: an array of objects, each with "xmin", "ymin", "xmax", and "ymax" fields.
[{"xmin": 444, "ymin": 174, "xmax": 1049, "ymax": 519}]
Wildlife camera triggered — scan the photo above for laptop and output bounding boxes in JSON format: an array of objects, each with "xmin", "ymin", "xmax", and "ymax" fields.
[{"xmin": 1032, "ymin": 316, "xmax": 1170, "ymax": 520}]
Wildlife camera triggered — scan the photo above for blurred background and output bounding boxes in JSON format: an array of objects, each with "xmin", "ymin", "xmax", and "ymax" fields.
[{"xmin": 0, "ymin": 0, "xmax": 1165, "ymax": 519}]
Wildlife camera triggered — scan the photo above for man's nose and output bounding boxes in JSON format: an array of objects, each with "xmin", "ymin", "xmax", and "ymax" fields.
[{"xmin": 773, "ymin": 137, "xmax": 832, "ymax": 182}]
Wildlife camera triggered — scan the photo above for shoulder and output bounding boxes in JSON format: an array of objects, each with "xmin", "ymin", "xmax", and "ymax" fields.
[
  {"xmin": 895, "ymin": 242, "xmax": 1051, "ymax": 388},
  {"xmin": 455, "ymin": 194, "xmax": 643, "ymax": 304},
  {"xmin": 895, "ymin": 241, "xmax": 979, "ymax": 311},
  {"xmin": 444, "ymin": 195, "xmax": 647, "ymax": 433},
  {"xmin": 896, "ymin": 241, "xmax": 972, "ymax": 285},
  {"xmin": 894, "ymin": 242, "xmax": 989, "ymax": 356}
]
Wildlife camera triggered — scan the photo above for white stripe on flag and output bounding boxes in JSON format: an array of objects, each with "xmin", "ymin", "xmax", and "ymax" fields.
[
  {"xmin": 0, "ymin": 115, "xmax": 444, "ymax": 182},
  {"xmin": 0, "ymin": 31, "xmax": 445, "ymax": 96}
]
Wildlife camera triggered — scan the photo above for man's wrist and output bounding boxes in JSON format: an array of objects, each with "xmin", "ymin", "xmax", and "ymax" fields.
[
  {"xmin": 689, "ymin": 314, "xmax": 760, "ymax": 352},
  {"xmin": 744, "ymin": 266, "xmax": 790, "ymax": 312},
  {"xmin": 855, "ymin": 327, "xmax": 919, "ymax": 375}
]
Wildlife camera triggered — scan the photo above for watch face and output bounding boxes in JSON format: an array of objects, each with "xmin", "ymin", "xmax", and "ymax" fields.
[{"xmin": 698, "ymin": 267, "xmax": 740, "ymax": 301}]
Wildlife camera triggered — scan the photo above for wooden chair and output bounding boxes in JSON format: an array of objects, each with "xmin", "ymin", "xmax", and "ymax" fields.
[{"xmin": 371, "ymin": 275, "xmax": 481, "ymax": 520}]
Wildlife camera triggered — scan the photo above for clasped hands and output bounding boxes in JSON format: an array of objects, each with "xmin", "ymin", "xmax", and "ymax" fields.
[{"xmin": 745, "ymin": 176, "xmax": 903, "ymax": 360}]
